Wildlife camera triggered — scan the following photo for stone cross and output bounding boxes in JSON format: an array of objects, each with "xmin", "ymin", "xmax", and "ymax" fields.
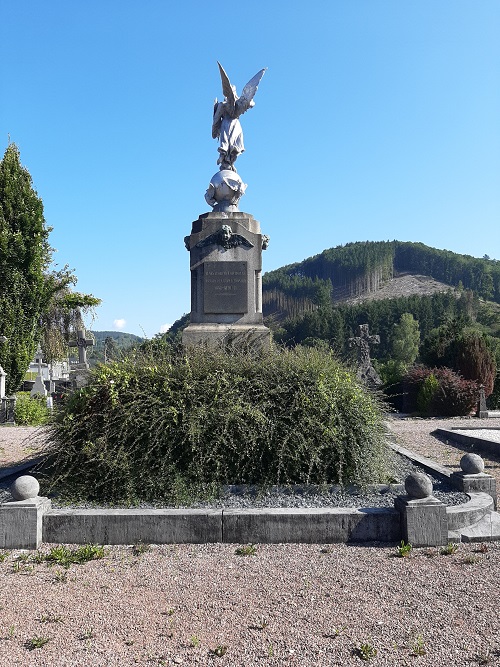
[
  {"xmin": 0, "ymin": 365, "xmax": 6, "ymax": 399},
  {"xmin": 69, "ymin": 328, "xmax": 94, "ymax": 367},
  {"xmin": 349, "ymin": 324, "xmax": 382, "ymax": 386}
]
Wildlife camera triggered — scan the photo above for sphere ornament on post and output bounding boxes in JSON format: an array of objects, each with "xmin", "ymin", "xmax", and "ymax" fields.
[
  {"xmin": 405, "ymin": 472, "xmax": 433, "ymax": 499},
  {"xmin": 10, "ymin": 475, "xmax": 40, "ymax": 501},
  {"xmin": 460, "ymin": 453, "xmax": 485, "ymax": 475},
  {"xmin": 205, "ymin": 170, "xmax": 247, "ymax": 212}
]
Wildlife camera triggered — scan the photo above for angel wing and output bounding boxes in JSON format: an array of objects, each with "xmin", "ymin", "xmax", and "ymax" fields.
[
  {"xmin": 212, "ymin": 99, "xmax": 224, "ymax": 139},
  {"xmin": 236, "ymin": 68, "xmax": 266, "ymax": 117},
  {"xmin": 217, "ymin": 62, "xmax": 236, "ymax": 115}
]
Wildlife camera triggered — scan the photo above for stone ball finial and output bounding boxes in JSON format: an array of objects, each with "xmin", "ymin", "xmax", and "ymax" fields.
[
  {"xmin": 405, "ymin": 472, "xmax": 433, "ymax": 499},
  {"xmin": 10, "ymin": 475, "xmax": 40, "ymax": 501},
  {"xmin": 460, "ymin": 453, "xmax": 485, "ymax": 474}
]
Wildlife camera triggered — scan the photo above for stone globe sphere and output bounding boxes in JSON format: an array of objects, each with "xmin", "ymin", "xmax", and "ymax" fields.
[
  {"xmin": 405, "ymin": 472, "xmax": 433, "ymax": 499},
  {"xmin": 10, "ymin": 475, "xmax": 40, "ymax": 501},
  {"xmin": 205, "ymin": 170, "xmax": 247, "ymax": 212},
  {"xmin": 460, "ymin": 453, "xmax": 485, "ymax": 474}
]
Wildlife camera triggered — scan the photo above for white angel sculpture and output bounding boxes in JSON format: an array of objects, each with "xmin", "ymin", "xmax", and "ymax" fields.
[{"xmin": 212, "ymin": 62, "xmax": 266, "ymax": 171}]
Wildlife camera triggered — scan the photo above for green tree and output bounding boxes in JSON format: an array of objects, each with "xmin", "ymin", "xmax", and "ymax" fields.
[
  {"xmin": 0, "ymin": 144, "xmax": 98, "ymax": 392},
  {"xmin": 378, "ymin": 313, "xmax": 420, "ymax": 385},
  {"xmin": 104, "ymin": 336, "xmax": 118, "ymax": 362},
  {"xmin": 391, "ymin": 313, "xmax": 420, "ymax": 367}
]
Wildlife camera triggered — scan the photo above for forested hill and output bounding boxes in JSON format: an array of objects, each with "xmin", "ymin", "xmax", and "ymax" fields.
[{"xmin": 263, "ymin": 241, "xmax": 499, "ymax": 321}]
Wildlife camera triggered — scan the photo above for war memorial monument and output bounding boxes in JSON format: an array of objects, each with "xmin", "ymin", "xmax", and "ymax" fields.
[{"xmin": 182, "ymin": 63, "xmax": 271, "ymax": 346}]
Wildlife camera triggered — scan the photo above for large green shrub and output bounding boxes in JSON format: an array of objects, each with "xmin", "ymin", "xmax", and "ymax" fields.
[
  {"xmin": 14, "ymin": 392, "xmax": 50, "ymax": 426},
  {"xmin": 41, "ymin": 344, "xmax": 388, "ymax": 504}
]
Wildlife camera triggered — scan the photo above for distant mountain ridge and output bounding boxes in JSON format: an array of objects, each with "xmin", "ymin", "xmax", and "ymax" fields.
[{"xmin": 263, "ymin": 241, "xmax": 499, "ymax": 322}]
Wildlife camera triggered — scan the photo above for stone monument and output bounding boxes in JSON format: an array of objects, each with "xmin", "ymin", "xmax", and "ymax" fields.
[
  {"xmin": 349, "ymin": 324, "xmax": 382, "ymax": 387},
  {"xmin": 182, "ymin": 63, "xmax": 271, "ymax": 347},
  {"xmin": 69, "ymin": 328, "xmax": 94, "ymax": 388}
]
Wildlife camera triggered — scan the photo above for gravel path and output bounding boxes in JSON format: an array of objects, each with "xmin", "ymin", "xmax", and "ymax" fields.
[{"xmin": 1, "ymin": 421, "xmax": 499, "ymax": 666}]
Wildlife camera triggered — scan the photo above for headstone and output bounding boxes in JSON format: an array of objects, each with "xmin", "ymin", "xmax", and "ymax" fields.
[
  {"xmin": 477, "ymin": 384, "xmax": 488, "ymax": 419},
  {"xmin": 30, "ymin": 354, "xmax": 47, "ymax": 397},
  {"xmin": 349, "ymin": 324, "xmax": 382, "ymax": 387},
  {"xmin": 182, "ymin": 63, "xmax": 271, "ymax": 348}
]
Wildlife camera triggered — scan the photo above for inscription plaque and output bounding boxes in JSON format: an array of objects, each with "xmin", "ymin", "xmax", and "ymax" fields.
[{"xmin": 204, "ymin": 261, "xmax": 248, "ymax": 313}]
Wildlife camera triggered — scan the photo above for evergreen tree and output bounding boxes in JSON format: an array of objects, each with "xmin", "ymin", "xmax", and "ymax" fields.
[
  {"xmin": 0, "ymin": 144, "xmax": 98, "ymax": 392},
  {"xmin": 391, "ymin": 313, "xmax": 420, "ymax": 367},
  {"xmin": 0, "ymin": 144, "xmax": 55, "ymax": 392}
]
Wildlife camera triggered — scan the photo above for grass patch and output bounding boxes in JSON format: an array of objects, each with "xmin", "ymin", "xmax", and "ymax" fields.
[{"xmin": 43, "ymin": 544, "xmax": 105, "ymax": 568}]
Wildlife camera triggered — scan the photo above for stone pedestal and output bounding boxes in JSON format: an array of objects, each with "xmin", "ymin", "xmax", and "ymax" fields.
[
  {"xmin": 70, "ymin": 363, "xmax": 90, "ymax": 389},
  {"xmin": 450, "ymin": 472, "xmax": 497, "ymax": 510},
  {"xmin": 182, "ymin": 212, "xmax": 271, "ymax": 347},
  {"xmin": 0, "ymin": 497, "xmax": 51, "ymax": 549},
  {"xmin": 394, "ymin": 495, "xmax": 448, "ymax": 547}
]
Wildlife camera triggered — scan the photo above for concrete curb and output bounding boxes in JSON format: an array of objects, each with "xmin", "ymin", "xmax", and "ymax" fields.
[
  {"xmin": 434, "ymin": 428, "xmax": 500, "ymax": 457},
  {"xmin": 0, "ymin": 456, "xmax": 45, "ymax": 482},
  {"xmin": 446, "ymin": 492, "xmax": 494, "ymax": 531},
  {"xmin": 387, "ymin": 441, "xmax": 451, "ymax": 478},
  {"xmin": 42, "ymin": 507, "xmax": 402, "ymax": 545}
]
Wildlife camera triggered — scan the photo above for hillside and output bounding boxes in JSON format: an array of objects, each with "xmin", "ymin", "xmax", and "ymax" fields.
[
  {"xmin": 87, "ymin": 331, "xmax": 144, "ymax": 365},
  {"xmin": 263, "ymin": 241, "xmax": 499, "ymax": 323}
]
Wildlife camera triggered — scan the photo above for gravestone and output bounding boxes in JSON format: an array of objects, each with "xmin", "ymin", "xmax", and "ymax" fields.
[
  {"xmin": 182, "ymin": 63, "xmax": 271, "ymax": 347},
  {"xmin": 30, "ymin": 352, "xmax": 47, "ymax": 398},
  {"xmin": 69, "ymin": 328, "xmax": 94, "ymax": 388},
  {"xmin": 349, "ymin": 324, "xmax": 382, "ymax": 387}
]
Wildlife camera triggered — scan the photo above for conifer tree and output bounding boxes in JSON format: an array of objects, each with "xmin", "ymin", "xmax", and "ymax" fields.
[{"xmin": 0, "ymin": 144, "xmax": 99, "ymax": 392}]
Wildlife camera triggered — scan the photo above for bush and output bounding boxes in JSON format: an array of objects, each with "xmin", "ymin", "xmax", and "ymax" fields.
[
  {"xmin": 40, "ymin": 344, "xmax": 388, "ymax": 504},
  {"xmin": 14, "ymin": 392, "xmax": 50, "ymax": 426},
  {"xmin": 402, "ymin": 365, "xmax": 478, "ymax": 416},
  {"xmin": 416, "ymin": 374, "xmax": 439, "ymax": 415}
]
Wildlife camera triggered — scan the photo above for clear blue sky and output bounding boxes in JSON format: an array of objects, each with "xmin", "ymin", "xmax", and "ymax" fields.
[{"xmin": 1, "ymin": 1, "xmax": 499, "ymax": 337}]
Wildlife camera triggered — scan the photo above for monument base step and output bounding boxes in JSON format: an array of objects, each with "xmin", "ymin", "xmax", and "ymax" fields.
[
  {"xmin": 448, "ymin": 510, "xmax": 500, "ymax": 543},
  {"xmin": 182, "ymin": 323, "xmax": 271, "ymax": 348}
]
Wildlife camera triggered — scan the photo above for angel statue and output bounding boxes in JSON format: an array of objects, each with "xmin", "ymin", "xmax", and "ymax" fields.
[{"xmin": 212, "ymin": 62, "xmax": 266, "ymax": 171}]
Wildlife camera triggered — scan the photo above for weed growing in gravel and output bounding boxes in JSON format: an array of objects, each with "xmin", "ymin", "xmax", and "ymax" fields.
[
  {"xmin": 462, "ymin": 554, "xmax": 480, "ymax": 565},
  {"xmin": 211, "ymin": 645, "xmax": 228, "ymax": 657},
  {"xmin": 411, "ymin": 635, "xmax": 426, "ymax": 656},
  {"xmin": 39, "ymin": 614, "xmax": 64, "ymax": 624},
  {"xmin": 268, "ymin": 644, "xmax": 274, "ymax": 657},
  {"xmin": 190, "ymin": 635, "xmax": 200, "ymax": 647},
  {"xmin": 395, "ymin": 540, "xmax": 412, "ymax": 558},
  {"xmin": 0, "ymin": 550, "xmax": 9, "ymax": 562},
  {"xmin": 324, "ymin": 627, "xmax": 346, "ymax": 639},
  {"xmin": 256, "ymin": 616, "xmax": 268, "ymax": 630},
  {"xmin": 356, "ymin": 641, "xmax": 377, "ymax": 661},
  {"xmin": 44, "ymin": 544, "xmax": 105, "ymax": 568},
  {"xmin": 78, "ymin": 627, "xmax": 95, "ymax": 640},
  {"xmin": 25, "ymin": 635, "xmax": 50, "ymax": 650},
  {"xmin": 133, "ymin": 541, "xmax": 151, "ymax": 555},
  {"xmin": 12, "ymin": 560, "xmax": 35, "ymax": 575},
  {"xmin": 235, "ymin": 544, "xmax": 257, "ymax": 556},
  {"xmin": 440, "ymin": 542, "xmax": 459, "ymax": 555},
  {"xmin": 53, "ymin": 568, "xmax": 68, "ymax": 583},
  {"xmin": 7, "ymin": 625, "xmax": 15, "ymax": 639}
]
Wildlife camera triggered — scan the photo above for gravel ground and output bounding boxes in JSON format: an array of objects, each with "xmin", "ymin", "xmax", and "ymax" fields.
[{"xmin": 1, "ymin": 421, "xmax": 500, "ymax": 666}]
